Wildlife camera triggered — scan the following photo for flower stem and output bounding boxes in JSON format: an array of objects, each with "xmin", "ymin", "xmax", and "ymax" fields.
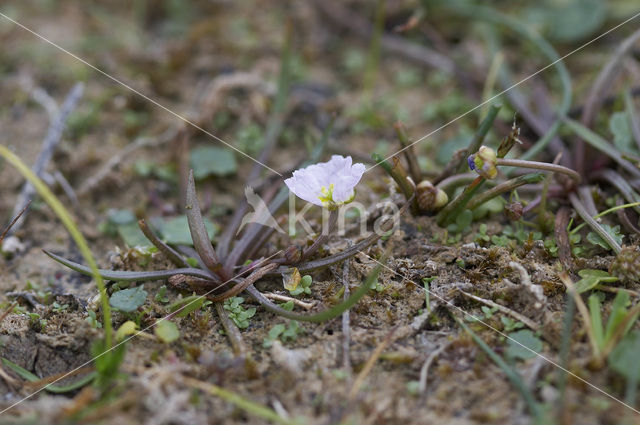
[
  {"xmin": 496, "ymin": 158, "xmax": 580, "ymax": 185},
  {"xmin": 436, "ymin": 176, "xmax": 485, "ymax": 227},
  {"xmin": 466, "ymin": 173, "xmax": 545, "ymax": 210},
  {"xmin": 300, "ymin": 209, "xmax": 339, "ymax": 261}
]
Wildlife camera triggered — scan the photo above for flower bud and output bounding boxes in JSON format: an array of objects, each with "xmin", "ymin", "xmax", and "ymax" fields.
[
  {"xmin": 468, "ymin": 146, "xmax": 498, "ymax": 179},
  {"xmin": 504, "ymin": 202, "xmax": 523, "ymax": 222},
  {"xmin": 284, "ymin": 245, "xmax": 303, "ymax": 263},
  {"xmin": 416, "ymin": 180, "xmax": 448, "ymax": 211}
]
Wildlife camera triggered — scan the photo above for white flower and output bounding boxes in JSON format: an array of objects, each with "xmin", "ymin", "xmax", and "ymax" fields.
[{"xmin": 284, "ymin": 155, "xmax": 366, "ymax": 208}]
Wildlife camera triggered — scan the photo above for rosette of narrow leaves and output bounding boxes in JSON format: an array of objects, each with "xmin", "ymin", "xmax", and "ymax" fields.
[{"xmin": 46, "ymin": 166, "xmax": 412, "ymax": 323}]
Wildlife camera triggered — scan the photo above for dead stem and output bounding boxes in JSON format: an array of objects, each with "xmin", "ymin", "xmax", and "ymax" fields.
[
  {"xmin": 418, "ymin": 341, "xmax": 451, "ymax": 396},
  {"xmin": 0, "ymin": 365, "xmax": 19, "ymax": 388},
  {"xmin": 23, "ymin": 367, "xmax": 95, "ymax": 391},
  {"xmin": 263, "ymin": 293, "xmax": 315, "ymax": 310},
  {"xmin": 554, "ymin": 207, "xmax": 574, "ymax": 270},
  {"xmin": 10, "ymin": 83, "xmax": 83, "ymax": 235},
  {"xmin": 78, "ymin": 128, "xmax": 177, "ymax": 196},
  {"xmin": 206, "ymin": 264, "xmax": 277, "ymax": 302},
  {"xmin": 394, "ymin": 121, "xmax": 422, "ymax": 183},
  {"xmin": 0, "ymin": 295, "xmax": 15, "ymax": 315},
  {"xmin": 1, "ymin": 202, "xmax": 30, "ymax": 246},
  {"xmin": 458, "ymin": 290, "xmax": 539, "ymax": 332},
  {"xmin": 215, "ymin": 301, "xmax": 248, "ymax": 358}
]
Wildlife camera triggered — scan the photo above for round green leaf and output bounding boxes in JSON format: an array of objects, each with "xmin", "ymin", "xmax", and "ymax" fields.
[
  {"xmin": 160, "ymin": 215, "xmax": 218, "ymax": 245},
  {"xmin": 190, "ymin": 146, "xmax": 237, "ymax": 179},
  {"xmin": 155, "ymin": 320, "xmax": 180, "ymax": 343},
  {"xmin": 109, "ymin": 286, "xmax": 148, "ymax": 313},
  {"xmin": 506, "ymin": 330, "xmax": 543, "ymax": 360}
]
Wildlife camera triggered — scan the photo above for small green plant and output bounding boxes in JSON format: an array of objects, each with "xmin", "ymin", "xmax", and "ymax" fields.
[
  {"xmin": 474, "ymin": 223, "xmax": 491, "ymax": 244},
  {"xmin": 262, "ymin": 321, "xmax": 303, "ymax": 348},
  {"xmin": 505, "ymin": 330, "xmax": 543, "ymax": 361},
  {"xmin": 223, "ymin": 297, "xmax": 256, "ymax": 329},
  {"xmin": 109, "ymin": 286, "xmax": 148, "ymax": 313},
  {"xmin": 86, "ymin": 310, "xmax": 102, "ymax": 329},
  {"xmin": 289, "ymin": 275, "xmax": 312, "ymax": 296},
  {"xmin": 155, "ymin": 285, "xmax": 170, "ymax": 303},
  {"xmin": 501, "ymin": 316, "xmax": 525, "ymax": 332},
  {"xmin": 26, "ymin": 312, "xmax": 47, "ymax": 329},
  {"xmin": 466, "ymin": 306, "xmax": 498, "ymax": 322},
  {"xmin": 51, "ymin": 301, "xmax": 69, "ymax": 313},
  {"xmin": 369, "ymin": 275, "xmax": 384, "ymax": 293}
]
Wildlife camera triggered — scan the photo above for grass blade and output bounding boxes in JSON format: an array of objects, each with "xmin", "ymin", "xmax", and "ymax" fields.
[{"xmin": 0, "ymin": 145, "xmax": 113, "ymax": 347}]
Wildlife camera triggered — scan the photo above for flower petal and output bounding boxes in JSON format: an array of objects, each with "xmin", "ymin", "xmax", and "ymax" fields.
[{"xmin": 285, "ymin": 155, "xmax": 366, "ymax": 207}]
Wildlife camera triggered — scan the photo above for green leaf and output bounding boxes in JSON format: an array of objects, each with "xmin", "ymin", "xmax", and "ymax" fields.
[
  {"xmin": 574, "ymin": 269, "xmax": 619, "ymax": 293},
  {"xmin": 268, "ymin": 324, "xmax": 286, "ymax": 339},
  {"xmin": 604, "ymin": 291, "xmax": 634, "ymax": 344},
  {"xmin": 115, "ymin": 321, "xmax": 138, "ymax": 341},
  {"xmin": 610, "ymin": 111, "xmax": 634, "ymax": 154},
  {"xmin": 107, "ymin": 209, "xmax": 136, "ymax": 225},
  {"xmin": 117, "ymin": 221, "xmax": 152, "ymax": 247},
  {"xmin": 109, "ymin": 286, "xmax": 148, "ymax": 313},
  {"xmin": 436, "ymin": 132, "xmax": 471, "ymax": 165},
  {"xmin": 1, "ymin": 357, "xmax": 96, "ymax": 393},
  {"xmin": 506, "ymin": 330, "xmax": 543, "ymax": 360},
  {"xmin": 263, "ymin": 324, "xmax": 286, "ymax": 348},
  {"xmin": 91, "ymin": 338, "xmax": 126, "ymax": 388},
  {"xmin": 609, "ymin": 330, "xmax": 640, "ymax": 380},
  {"xmin": 280, "ymin": 300, "xmax": 294, "ymax": 311},
  {"xmin": 160, "ymin": 215, "xmax": 218, "ymax": 246},
  {"xmin": 586, "ymin": 225, "xmax": 624, "ymax": 251},
  {"xmin": 588, "ymin": 294, "xmax": 605, "ymax": 349},
  {"xmin": 526, "ymin": 0, "xmax": 606, "ymax": 43},
  {"xmin": 455, "ymin": 209, "xmax": 473, "ymax": 231},
  {"xmin": 155, "ymin": 320, "xmax": 180, "ymax": 343},
  {"xmin": 190, "ymin": 146, "xmax": 237, "ymax": 179},
  {"xmin": 169, "ymin": 295, "xmax": 205, "ymax": 317}
]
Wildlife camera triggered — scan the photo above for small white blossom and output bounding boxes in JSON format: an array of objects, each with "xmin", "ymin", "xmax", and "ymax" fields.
[{"xmin": 284, "ymin": 155, "xmax": 366, "ymax": 208}]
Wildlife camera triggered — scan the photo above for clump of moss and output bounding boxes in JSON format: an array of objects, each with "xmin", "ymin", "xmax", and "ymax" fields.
[{"xmin": 609, "ymin": 245, "xmax": 640, "ymax": 283}]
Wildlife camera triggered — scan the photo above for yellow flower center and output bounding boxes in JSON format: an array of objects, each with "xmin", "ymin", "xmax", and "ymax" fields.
[{"xmin": 318, "ymin": 183, "xmax": 335, "ymax": 207}]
